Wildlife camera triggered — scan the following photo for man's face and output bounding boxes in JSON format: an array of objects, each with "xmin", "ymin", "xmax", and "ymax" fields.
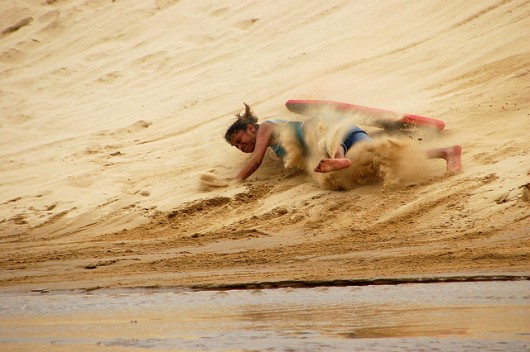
[{"xmin": 230, "ymin": 125, "xmax": 256, "ymax": 153}]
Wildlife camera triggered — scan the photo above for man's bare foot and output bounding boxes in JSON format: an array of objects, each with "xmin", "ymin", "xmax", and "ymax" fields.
[
  {"xmin": 446, "ymin": 144, "xmax": 462, "ymax": 173},
  {"xmin": 426, "ymin": 145, "xmax": 463, "ymax": 173},
  {"xmin": 314, "ymin": 158, "xmax": 352, "ymax": 173}
]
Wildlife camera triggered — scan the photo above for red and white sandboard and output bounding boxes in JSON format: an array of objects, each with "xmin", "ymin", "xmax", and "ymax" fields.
[{"xmin": 285, "ymin": 99, "xmax": 445, "ymax": 131}]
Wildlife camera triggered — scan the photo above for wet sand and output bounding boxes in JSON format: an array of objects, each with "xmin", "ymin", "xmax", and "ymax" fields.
[{"xmin": 1, "ymin": 281, "xmax": 529, "ymax": 351}]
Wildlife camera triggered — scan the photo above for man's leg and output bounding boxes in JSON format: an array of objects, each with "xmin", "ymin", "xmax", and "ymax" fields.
[{"xmin": 426, "ymin": 145, "xmax": 462, "ymax": 173}]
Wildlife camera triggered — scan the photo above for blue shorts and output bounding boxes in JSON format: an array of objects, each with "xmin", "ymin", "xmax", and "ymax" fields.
[{"xmin": 340, "ymin": 127, "xmax": 371, "ymax": 153}]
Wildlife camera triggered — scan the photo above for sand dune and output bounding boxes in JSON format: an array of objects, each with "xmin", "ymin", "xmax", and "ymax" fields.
[{"xmin": 0, "ymin": 0, "xmax": 529, "ymax": 290}]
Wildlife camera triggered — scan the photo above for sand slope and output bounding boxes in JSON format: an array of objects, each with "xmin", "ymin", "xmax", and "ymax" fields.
[{"xmin": 0, "ymin": 0, "xmax": 529, "ymax": 290}]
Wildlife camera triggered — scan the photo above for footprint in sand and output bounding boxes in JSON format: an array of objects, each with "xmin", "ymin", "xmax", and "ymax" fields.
[
  {"xmin": 96, "ymin": 71, "xmax": 122, "ymax": 83},
  {"xmin": 209, "ymin": 7, "xmax": 229, "ymax": 17},
  {"xmin": 67, "ymin": 174, "xmax": 94, "ymax": 188},
  {"xmin": 109, "ymin": 120, "xmax": 152, "ymax": 136},
  {"xmin": 1, "ymin": 17, "xmax": 33, "ymax": 36},
  {"xmin": 0, "ymin": 48, "xmax": 25, "ymax": 63},
  {"xmin": 235, "ymin": 18, "xmax": 259, "ymax": 30},
  {"xmin": 154, "ymin": 0, "xmax": 181, "ymax": 11},
  {"xmin": 38, "ymin": 9, "xmax": 60, "ymax": 23}
]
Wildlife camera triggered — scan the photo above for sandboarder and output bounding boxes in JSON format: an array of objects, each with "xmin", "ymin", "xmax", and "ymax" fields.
[{"xmin": 225, "ymin": 103, "xmax": 461, "ymax": 183}]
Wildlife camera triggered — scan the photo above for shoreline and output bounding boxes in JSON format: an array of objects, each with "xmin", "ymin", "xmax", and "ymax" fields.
[{"xmin": 1, "ymin": 273, "xmax": 528, "ymax": 294}]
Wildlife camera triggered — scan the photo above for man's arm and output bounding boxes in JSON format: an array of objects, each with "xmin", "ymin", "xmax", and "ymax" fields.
[{"xmin": 235, "ymin": 123, "xmax": 274, "ymax": 182}]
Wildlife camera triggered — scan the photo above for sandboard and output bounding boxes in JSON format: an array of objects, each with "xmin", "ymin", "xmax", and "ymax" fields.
[{"xmin": 285, "ymin": 99, "xmax": 445, "ymax": 131}]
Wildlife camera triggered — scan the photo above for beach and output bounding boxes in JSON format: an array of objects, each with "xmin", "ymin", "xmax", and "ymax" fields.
[{"xmin": 1, "ymin": 0, "xmax": 529, "ymax": 292}]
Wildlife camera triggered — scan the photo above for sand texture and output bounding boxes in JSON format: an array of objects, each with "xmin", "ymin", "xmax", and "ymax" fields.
[{"xmin": 1, "ymin": 0, "xmax": 529, "ymax": 291}]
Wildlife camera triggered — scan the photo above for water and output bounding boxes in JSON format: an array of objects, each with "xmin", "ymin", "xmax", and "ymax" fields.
[{"xmin": 0, "ymin": 281, "xmax": 529, "ymax": 351}]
